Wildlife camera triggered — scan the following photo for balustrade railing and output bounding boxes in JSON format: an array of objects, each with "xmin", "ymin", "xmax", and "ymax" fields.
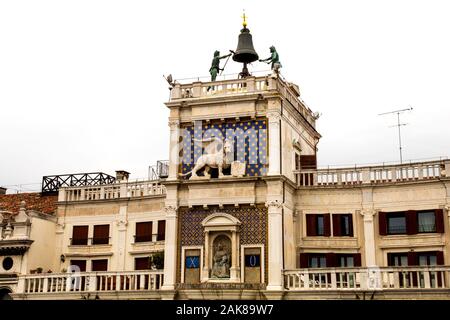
[
  {"xmin": 284, "ymin": 266, "xmax": 450, "ymax": 291},
  {"xmin": 18, "ymin": 271, "xmax": 164, "ymax": 294},
  {"xmin": 59, "ymin": 180, "xmax": 166, "ymax": 202},
  {"xmin": 296, "ymin": 159, "xmax": 449, "ymax": 187},
  {"xmin": 171, "ymin": 75, "xmax": 315, "ymax": 126}
]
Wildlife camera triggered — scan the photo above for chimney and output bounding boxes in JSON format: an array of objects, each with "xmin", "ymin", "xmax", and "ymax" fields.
[
  {"xmin": 115, "ymin": 170, "xmax": 130, "ymax": 182},
  {"xmin": 0, "ymin": 187, "xmax": 6, "ymax": 195}
]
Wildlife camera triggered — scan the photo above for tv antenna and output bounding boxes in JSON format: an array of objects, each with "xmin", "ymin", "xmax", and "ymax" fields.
[{"xmin": 378, "ymin": 107, "xmax": 413, "ymax": 164}]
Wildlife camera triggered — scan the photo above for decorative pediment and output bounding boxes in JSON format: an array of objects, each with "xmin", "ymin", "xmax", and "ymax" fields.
[{"xmin": 201, "ymin": 213, "xmax": 241, "ymax": 228}]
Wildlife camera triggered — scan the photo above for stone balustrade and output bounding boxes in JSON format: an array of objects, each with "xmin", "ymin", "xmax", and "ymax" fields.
[
  {"xmin": 17, "ymin": 270, "xmax": 164, "ymax": 294},
  {"xmin": 296, "ymin": 159, "xmax": 449, "ymax": 187},
  {"xmin": 170, "ymin": 75, "xmax": 315, "ymax": 127},
  {"xmin": 58, "ymin": 180, "xmax": 166, "ymax": 202},
  {"xmin": 284, "ymin": 266, "xmax": 450, "ymax": 291}
]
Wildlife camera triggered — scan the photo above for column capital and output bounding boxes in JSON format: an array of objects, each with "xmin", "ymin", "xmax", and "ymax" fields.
[
  {"xmin": 164, "ymin": 205, "xmax": 178, "ymax": 217},
  {"xmin": 168, "ymin": 119, "xmax": 180, "ymax": 129},
  {"xmin": 359, "ymin": 209, "xmax": 376, "ymax": 220},
  {"xmin": 265, "ymin": 200, "xmax": 283, "ymax": 209},
  {"xmin": 266, "ymin": 111, "xmax": 281, "ymax": 122},
  {"xmin": 116, "ymin": 219, "xmax": 128, "ymax": 229}
]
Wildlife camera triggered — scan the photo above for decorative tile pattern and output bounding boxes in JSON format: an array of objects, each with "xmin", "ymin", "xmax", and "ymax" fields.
[
  {"xmin": 179, "ymin": 206, "xmax": 267, "ymax": 246},
  {"xmin": 180, "ymin": 119, "xmax": 267, "ymax": 177}
]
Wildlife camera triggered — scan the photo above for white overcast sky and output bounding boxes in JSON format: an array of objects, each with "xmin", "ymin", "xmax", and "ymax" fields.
[{"xmin": 1, "ymin": 0, "xmax": 449, "ymax": 192}]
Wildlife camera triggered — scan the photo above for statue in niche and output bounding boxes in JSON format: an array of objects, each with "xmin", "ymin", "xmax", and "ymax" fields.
[{"xmin": 211, "ymin": 235, "xmax": 231, "ymax": 278}]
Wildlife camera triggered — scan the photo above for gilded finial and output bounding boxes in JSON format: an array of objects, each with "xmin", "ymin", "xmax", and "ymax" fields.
[{"xmin": 242, "ymin": 10, "xmax": 247, "ymax": 28}]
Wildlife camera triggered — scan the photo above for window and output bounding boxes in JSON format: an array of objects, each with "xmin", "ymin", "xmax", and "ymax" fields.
[
  {"xmin": 71, "ymin": 226, "xmax": 89, "ymax": 245},
  {"xmin": 379, "ymin": 209, "xmax": 444, "ymax": 235},
  {"xmin": 309, "ymin": 254, "xmax": 326, "ymax": 268},
  {"xmin": 91, "ymin": 259, "xmax": 108, "ymax": 271},
  {"xmin": 157, "ymin": 220, "xmax": 166, "ymax": 241},
  {"xmin": 92, "ymin": 225, "xmax": 109, "ymax": 245},
  {"xmin": 388, "ymin": 253, "xmax": 408, "ymax": 266},
  {"xmin": 135, "ymin": 257, "xmax": 151, "ymax": 270},
  {"xmin": 306, "ymin": 214, "xmax": 331, "ymax": 237},
  {"xmin": 418, "ymin": 211, "xmax": 436, "ymax": 233},
  {"xmin": 135, "ymin": 222, "xmax": 153, "ymax": 243},
  {"xmin": 387, "ymin": 213, "xmax": 407, "ymax": 234},
  {"xmin": 337, "ymin": 255, "xmax": 354, "ymax": 267},
  {"xmin": 70, "ymin": 260, "xmax": 87, "ymax": 272},
  {"xmin": 332, "ymin": 214, "xmax": 353, "ymax": 237}
]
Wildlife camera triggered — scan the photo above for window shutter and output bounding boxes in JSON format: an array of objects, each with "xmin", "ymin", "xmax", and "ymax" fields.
[
  {"xmin": 353, "ymin": 253, "xmax": 362, "ymax": 267},
  {"xmin": 300, "ymin": 155, "xmax": 317, "ymax": 170},
  {"xmin": 91, "ymin": 259, "xmax": 108, "ymax": 271},
  {"xmin": 136, "ymin": 222, "xmax": 152, "ymax": 242},
  {"xmin": 325, "ymin": 253, "xmax": 336, "ymax": 267},
  {"xmin": 93, "ymin": 225, "xmax": 109, "ymax": 244},
  {"xmin": 157, "ymin": 220, "xmax": 166, "ymax": 241},
  {"xmin": 436, "ymin": 251, "xmax": 444, "ymax": 265},
  {"xmin": 348, "ymin": 214, "xmax": 354, "ymax": 237},
  {"xmin": 332, "ymin": 214, "xmax": 341, "ymax": 236},
  {"xmin": 323, "ymin": 214, "xmax": 331, "ymax": 237},
  {"xmin": 435, "ymin": 209, "xmax": 444, "ymax": 233},
  {"xmin": 306, "ymin": 215, "xmax": 316, "ymax": 236},
  {"xmin": 70, "ymin": 260, "xmax": 87, "ymax": 272},
  {"xmin": 72, "ymin": 226, "xmax": 88, "ymax": 245},
  {"xmin": 406, "ymin": 210, "xmax": 417, "ymax": 235},
  {"xmin": 407, "ymin": 252, "xmax": 417, "ymax": 266},
  {"xmin": 135, "ymin": 257, "xmax": 150, "ymax": 270},
  {"xmin": 299, "ymin": 253, "xmax": 309, "ymax": 268},
  {"xmin": 378, "ymin": 212, "xmax": 387, "ymax": 235}
]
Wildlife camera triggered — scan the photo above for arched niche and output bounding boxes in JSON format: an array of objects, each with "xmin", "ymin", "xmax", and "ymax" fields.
[{"xmin": 201, "ymin": 213, "xmax": 241, "ymax": 282}]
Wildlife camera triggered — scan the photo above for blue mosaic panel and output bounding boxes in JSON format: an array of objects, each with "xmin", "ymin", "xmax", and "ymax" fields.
[{"xmin": 180, "ymin": 119, "xmax": 267, "ymax": 177}]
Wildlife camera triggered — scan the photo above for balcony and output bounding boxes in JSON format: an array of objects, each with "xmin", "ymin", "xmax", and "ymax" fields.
[
  {"xmin": 295, "ymin": 159, "xmax": 450, "ymax": 187},
  {"xmin": 169, "ymin": 74, "xmax": 317, "ymax": 128},
  {"xmin": 15, "ymin": 270, "xmax": 164, "ymax": 298},
  {"xmin": 58, "ymin": 180, "xmax": 166, "ymax": 202},
  {"xmin": 284, "ymin": 266, "xmax": 450, "ymax": 291}
]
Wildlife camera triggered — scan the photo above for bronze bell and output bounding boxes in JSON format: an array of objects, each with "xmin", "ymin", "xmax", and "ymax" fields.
[
  {"xmin": 232, "ymin": 25, "xmax": 258, "ymax": 77},
  {"xmin": 233, "ymin": 27, "xmax": 259, "ymax": 64}
]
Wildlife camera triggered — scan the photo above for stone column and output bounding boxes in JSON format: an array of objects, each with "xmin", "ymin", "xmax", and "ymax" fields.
[
  {"xmin": 202, "ymin": 231, "xmax": 210, "ymax": 281},
  {"xmin": 360, "ymin": 209, "xmax": 377, "ymax": 267},
  {"xmin": 162, "ymin": 205, "xmax": 178, "ymax": 290},
  {"xmin": 168, "ymin": 119, "xmax": 180, "ymax": 181},
  {"xmin": 266, "ymin": 200, "xmax": 284, "ymax": 291},
  {"xmin": 267, "ymin": 111, "xmax": 281, "ymax": 176},
  {"xmin": 115, "ymin": 205, "xmax": 128, "ymax": 271},
  {"xmin": 230, "ymin": 231, "xmax": 239, "ymax": 281}
]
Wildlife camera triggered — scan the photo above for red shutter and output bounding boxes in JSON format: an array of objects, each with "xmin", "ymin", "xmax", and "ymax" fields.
[
  {"xmin": 300, "ymin": 155, "xmax": 317, "ymax": 170},
  {"xmin": 306, "ymin": 215, "xmax": 316, "ymax": 236},
  {"xmin": 91, "ymin": 259, "xmax": 108, "ymax": 271},
  {"xmin": 435, "ymin": 209, "xmax": 444, "ymax": 233},
  {"xmin": 436, "ymin": 251, "xmax": 444, "ymax": 265},
  {"xmin": 323, "ymin": 214, "xmax": 331, "ymax": 237},
  {"xmin": 332, "ymin": 214, "xmax": 341, "ymax": 236},
  {"xmin": 407, "ymin": 252, "xmax": 417, "ymax": 266},
  {"xmin": 379, "ymin": 212, "xmax": 387, "ymax": 235},
  {"xmin": 72, "ymin": 226, "xmax": 88, "ymax": 245},
  {"xmin": 325, "ymin": 253, "xmax": 336, "ymax": 267},
  {"xmin": 93, "ymin": 225, "xmax": 109, "ymax": 244},
  {"xmin": 157, "ymin": 220, "xmax": 166, "ymax": 241},
  {"xmin": 299, "ymin": 253, "xmax": 309, "ymax": 268},
  {"xmin": 70, "ymin": 260, "xmax": 86, "ymax": 272},
  {"xmin": 406, "ymin": 210, "xmax": 417, "ymax": 235},
  {"xmin": 353, "ymin": 253, "xmax": 362, "ymax": 267},
  {"xmin": 135, "ymin": 257, "xmax": 150, "ymax": 270},
  {"xmin": 348, "ymin": 214, "xmax": 354, "ymax": 237},
  {"xmin": 136, "ymin": 222, "xmax": 152, "ymax": 242}
]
